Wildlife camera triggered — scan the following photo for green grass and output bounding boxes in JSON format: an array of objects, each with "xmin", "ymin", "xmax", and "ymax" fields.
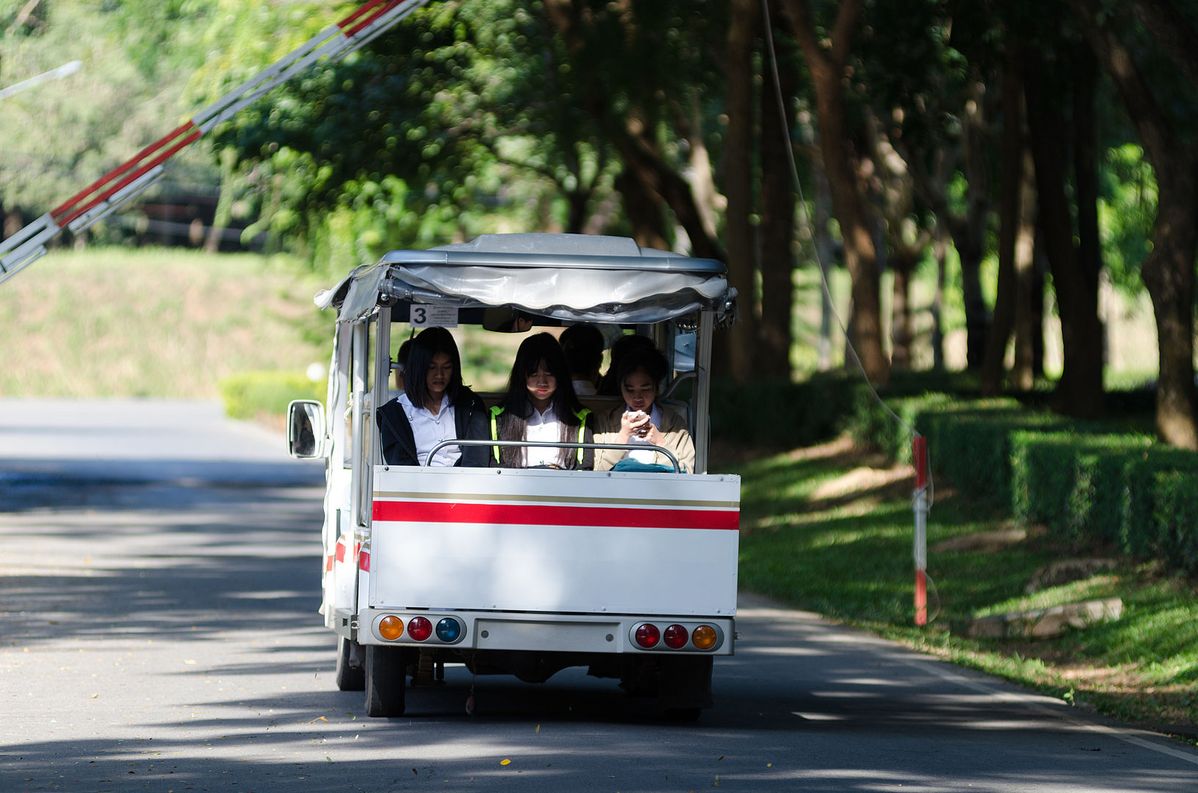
[
  {"xmin": 0, "ymin": 247, "xmax": 329, "ymax": 398},
  {"xmin": 727, "ymin": 440, "xmax": 1198, "ymax": 742}
]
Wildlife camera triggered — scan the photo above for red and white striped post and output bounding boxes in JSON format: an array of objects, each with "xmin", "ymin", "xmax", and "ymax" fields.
[{"xmin": 912, "ymin": 433, "xmax": 929, "ymax": 626}]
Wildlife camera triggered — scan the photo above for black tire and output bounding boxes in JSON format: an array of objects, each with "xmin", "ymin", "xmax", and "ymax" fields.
[
  {"xmin": 335, "ymin": 637, "xmax": 365, "ymax": 692},
  {"xmin": 365, "ymin": 645, "xmax": 408, "ymax": 717},
  {"xmin": 657, "ymin": 656, "xmax": 713, "ymax": 715},
  {"xmin": 664, "ymin": 706, "xmax": 703, "ymax": 722}
]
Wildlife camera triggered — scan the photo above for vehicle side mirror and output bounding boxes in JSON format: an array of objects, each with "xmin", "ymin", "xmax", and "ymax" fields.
[{"xmin": 288, "ymin": 399, "xmax": 326, "ymax": 459}]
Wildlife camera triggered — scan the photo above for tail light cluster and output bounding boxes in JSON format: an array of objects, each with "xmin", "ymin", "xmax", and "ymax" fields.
[
  {"xmin": 631, "ymin": 621, "xmax": 722, "ymax": 652},
  {"xmin": 375, "ymin": 614, "xmax": 465, "ymax": 645}
]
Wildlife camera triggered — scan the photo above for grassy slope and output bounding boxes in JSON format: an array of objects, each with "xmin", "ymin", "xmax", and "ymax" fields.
[
  {"xmin": 0, "ymin": 247, "xmax": 328, "ymax": 398},
  {"xmin": 725, "ymin": 438, "xmax": 1198, "ymax": 742}
]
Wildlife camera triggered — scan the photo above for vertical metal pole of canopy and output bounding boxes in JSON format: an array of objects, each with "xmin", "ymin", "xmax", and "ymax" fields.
[
  {"xmin": 912, "ymin": 434, "xmax": 929, "ymax": 626},
  {"xmin": 372, "ymin": 307, "xmax": 393, "ymax": 466},
  {"xmin": 693, "ymin": 311, "xmax": 715, "ymax": 475},
  {"xmin": 0, "ymin": 0, "xmax": 432, "ymax": 286}
]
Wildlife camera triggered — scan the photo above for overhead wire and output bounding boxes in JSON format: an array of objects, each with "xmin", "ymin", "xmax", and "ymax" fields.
[{"xmin": 759, "ymin": 0, "xmax": 940, "ymax": 621}]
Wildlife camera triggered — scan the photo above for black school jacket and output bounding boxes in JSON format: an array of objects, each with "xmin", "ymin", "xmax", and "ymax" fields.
[{"xmin": 375, "ymin": 388, "xmax": 489, "ymax": 467}]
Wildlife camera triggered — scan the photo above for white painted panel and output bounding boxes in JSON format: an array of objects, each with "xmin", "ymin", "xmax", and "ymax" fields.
[{"xmin": 369, "ymin": 467, "xmax": 740, "ymax": 616}]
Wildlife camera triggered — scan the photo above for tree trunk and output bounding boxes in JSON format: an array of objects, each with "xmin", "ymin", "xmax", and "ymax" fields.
[
  {"xmin": 614, "ymin": 169, "xmax": 669, "ymax": 251},
  {"xmin": 1143, "ymin": 175, "xmax": 1198, "ymax": 448},
  {"xmin": 1072, "ymin": 43, "xmax": 1105, "ymax": 379},
  {"xmin": 1011, "ymin": 148, "xmax": 1039, "ymax": 390},
  {"xmin": 981, "ymin": 49, "xmax": 1024, "ymax": 395},
  {"xmin": 783, "ymin": 0, "xmax": 889, "ymax": 384},
  {"xmin": 814, "ymin": 165, "xmax": 836, "ymax": 370},
  {"xmin": 1023, "ymin": 46, "xmax": 1103, "ymax": 418},
  {"xmin": 958, "ymin": 80, "xmax": 992, "ymax": 371},
  {"xmin": 758, "ymin": 0, "xmax": 796, "ymax": 379},
  {"xmin": 1031, "ymin": 244, "xmax": 1046, "ymax": 378},
  {"xmin": 889, "ymin": 250, "xmax": 917, "ymax": 370},
  {"xmin": 931, "ymin": 224, "xmax": 947, "ymax": 370},
  {"xmin": 1067, "ymin": 0, "xmax": 1198, "ymax": 447},
  {"xmin": 722, "ymin": 0, "xmax": 759, "ymax": 382}
]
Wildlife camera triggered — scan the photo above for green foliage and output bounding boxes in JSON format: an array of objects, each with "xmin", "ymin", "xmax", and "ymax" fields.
[
  {"xmin": 848, "ymin": 390, "xmax": 1198, "ymax": 576},
  {"xmin": 729, "ymin": 437, "xmax": 1198, "ymax": 732},
  {"xmin": 0, "ymin": 0, "xmax": 212, "ymax": 218},
  {"xmin": 0, "ymin": 247, "xmax": 326, "ymax": 398},
  {"xmin": 1098, "ymin": 144, "xmax": 1157, "ymax": 294},
  {"xmin": 1009, "ymin": 432, "xmax": 1153, "ymax": 548},
  {"xmin": 709, "ymin": 372, "xmax": 858, "ymax": 450},
  {"xmin": 218, "ymin": 370, "xmax": 324, "ymax": 421}
]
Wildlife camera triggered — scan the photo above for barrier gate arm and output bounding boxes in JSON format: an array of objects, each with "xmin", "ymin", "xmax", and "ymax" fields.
[{"xmin": 0, "ymin": 0, "xmax": 433, "ymax": 286}]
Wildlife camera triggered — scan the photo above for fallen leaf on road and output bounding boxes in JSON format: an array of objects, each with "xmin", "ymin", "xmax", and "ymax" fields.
[{"xmin": 499, "ymin": 758, "xmax": 511, "ymax": 766}]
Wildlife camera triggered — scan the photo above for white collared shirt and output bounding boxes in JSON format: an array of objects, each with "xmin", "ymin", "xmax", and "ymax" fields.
[
  {"xmin": 627, "ymin": 403, "xmax": 663, "ymax": 464},
  {"xmin": 524, "ymin": 405, "xmax": 562, "ymax": 467},
  {"xmin": 399, "ymin": 393, "xmax": 460, "ymax": 467}
]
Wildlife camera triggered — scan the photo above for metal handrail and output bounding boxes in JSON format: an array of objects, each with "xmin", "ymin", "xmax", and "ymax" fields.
[{"xmin": 420, "ymin": 439, "xmax": 681, "ymax": 472}]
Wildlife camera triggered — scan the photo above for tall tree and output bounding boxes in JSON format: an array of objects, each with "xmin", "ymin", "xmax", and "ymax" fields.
[
  {"xmin": 1023, "ymin": 35, "xmax": 1104, "ymax": 418},
  {"xmin": 981, "ymin": 43, "xmax": 1025, "ymax": 395},
  {"xmin": 722, "ymin": 0, "xmax": 759, "ymax": 381},
  {"xmin": 1068, "ymin": 0, "xmax": 1198, "ymax": 447},
  {"xmin": 757, "ymin": 0, "xmax": 798, "ymax": 378},
  {"xmin": 782, "ymin": 0, "xmax": 888, "ymax": 383}
]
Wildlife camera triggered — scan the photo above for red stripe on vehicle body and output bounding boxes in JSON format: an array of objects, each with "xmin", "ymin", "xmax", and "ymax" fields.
[{"xmin": 371, "ymin": 500, "xmax": 739, "ymax": 531}]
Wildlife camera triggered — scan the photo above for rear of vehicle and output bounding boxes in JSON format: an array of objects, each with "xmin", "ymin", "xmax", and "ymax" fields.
[{"xmin": 291, "ymin": 233, "xmax": 740, "ymax": 717}]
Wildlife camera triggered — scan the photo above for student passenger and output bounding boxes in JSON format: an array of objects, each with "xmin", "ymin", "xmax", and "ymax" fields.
[
  {"xmin": 559, "ymin": 323, "xmax": 605, "ymax": 397},
  {"xmin": 391, "ymin": 338, "xmax": 413, "ymax": 395},
  {"xmin": 490, "ymin": 333, "xmax": 595, "ymax": 469},
  {"xmin": 375, "ymin": 326, "xmax": 488, "ymax": 467},
  {"xmin": 597, "ymin": 333, "xmax": 657, "ymax": 395},
  {"xmin": 594, "ymin": 347, "xmax": 695, "ymax": 473}
]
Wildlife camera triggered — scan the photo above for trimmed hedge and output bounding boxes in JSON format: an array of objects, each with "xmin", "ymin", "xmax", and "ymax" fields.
[
  {"xmin": 848, "ymin": 391, "xmax": 1198, "ymax": 576},
  {"xmin": 218, "ymin": 371, "xmax": 325, "ymax": 421},
  {"xmin": 710, "ymin": 372, "xmax": 859, "ymax": 449}
]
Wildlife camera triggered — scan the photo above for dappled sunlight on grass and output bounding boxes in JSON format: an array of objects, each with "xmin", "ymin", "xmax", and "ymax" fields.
[{"xmin": 725, "ymin": 436, "xmax": 1198, "ymax": 739}]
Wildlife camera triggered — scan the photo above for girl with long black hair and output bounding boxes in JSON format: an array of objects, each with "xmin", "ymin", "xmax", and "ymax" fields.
[
  {"xmin": 376, "ymin": 326, "xmax": 489, "ymax": 466},
  {"xmin": 490, "ymin": 333, "xmax": 595, "ymax": 469}
]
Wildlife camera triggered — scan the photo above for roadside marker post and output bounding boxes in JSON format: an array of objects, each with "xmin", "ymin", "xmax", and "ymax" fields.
[{"xmin": 912, "ymin": 433, "xmax": 929, "ymax": 626}]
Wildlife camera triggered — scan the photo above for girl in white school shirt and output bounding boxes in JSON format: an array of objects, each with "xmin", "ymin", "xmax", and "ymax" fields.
[
  {"xmin": 375, "ymin": 326, "xmax": 489, "ymax": 466},
  {"xmin": 489, "ymin": 333, "xmax": 595, "ymax": 469}
]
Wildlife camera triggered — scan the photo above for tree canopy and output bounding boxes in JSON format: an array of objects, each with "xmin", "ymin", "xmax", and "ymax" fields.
[{"xmin": 3, "ymin": 0, "xmax": 1196, "ymax": 446}]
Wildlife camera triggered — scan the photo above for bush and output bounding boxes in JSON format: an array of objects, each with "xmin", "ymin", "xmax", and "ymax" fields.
[
  {"xmin": 1152, "ymin": 470, "xmax": 1198, "ymax": 575},
  {"xmin": 710, "ymin": 372, "xmax": 858, "ymax": 449},
  {"xmin": 1010, "ymin": 432, "xmax": 1152, "ymax": 548},
  {"xmin": 1121, "ymin": 447, "xmax": 1198, "ymax": 562},
  {"xmin": 218, "ymin": 370, "xmax": 324, "ymax": 421},
  {"xmin": 846, "ymin": 388, "xmax": 1198, "ymax": 575}
]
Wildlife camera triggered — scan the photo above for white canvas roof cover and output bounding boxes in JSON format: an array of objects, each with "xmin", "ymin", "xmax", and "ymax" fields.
[{"xmin": 316, "ymin": 233, "xmax": 734, "ymax": 324}]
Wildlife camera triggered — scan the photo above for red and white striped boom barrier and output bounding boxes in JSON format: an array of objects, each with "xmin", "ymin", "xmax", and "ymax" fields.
[
  {"xmin": 912, "ymin": 433, "xmax": 929, "ymax": 626},
  {"xmin": 0, "ymin": 0, "xmax": 432, "ymax": 285}
]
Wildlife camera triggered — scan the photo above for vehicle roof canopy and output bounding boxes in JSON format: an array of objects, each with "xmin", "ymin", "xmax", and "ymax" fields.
[{"xmin": 317, "ymin": 233, "xmax": 735, "ymax": 325}]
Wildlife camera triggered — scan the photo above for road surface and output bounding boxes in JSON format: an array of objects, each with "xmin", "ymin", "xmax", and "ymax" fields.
[{"xmin": 1, "ymin": 399, "xmax": 1195, "ymax": 792}]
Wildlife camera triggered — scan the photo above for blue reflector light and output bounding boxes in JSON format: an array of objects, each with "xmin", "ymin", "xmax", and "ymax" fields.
[{"xmin": 435, "ymin": 617, "xmax": 462, "ymax": 642}]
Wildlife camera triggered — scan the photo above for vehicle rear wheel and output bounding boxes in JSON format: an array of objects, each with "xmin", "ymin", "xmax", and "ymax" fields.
[
  {"xmin": 657, "ymin": 656, "xmax": 713, "ymax": 716},
  {"xmin": 365, "ymin": 645, "xmax": 408, "ymax": 717},
  {"xmin": 335, "ymin": 637, "xmax": 365, "ymax": 692}
]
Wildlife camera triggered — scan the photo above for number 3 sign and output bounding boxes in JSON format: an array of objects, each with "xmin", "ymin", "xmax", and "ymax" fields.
[{"xmin": 410, "ymin": 305, "xmax": 459, "ymax": 328}]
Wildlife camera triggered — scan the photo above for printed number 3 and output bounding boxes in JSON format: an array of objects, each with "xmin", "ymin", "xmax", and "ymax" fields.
[{"xmin": 412, "ymin": 306, "xmax": 427, "ymax": 324}]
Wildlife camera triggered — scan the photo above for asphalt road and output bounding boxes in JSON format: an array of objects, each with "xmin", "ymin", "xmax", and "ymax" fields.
[{"xmin": 1, "ymin": 399, "xmax": 1195, "ymax": 793}]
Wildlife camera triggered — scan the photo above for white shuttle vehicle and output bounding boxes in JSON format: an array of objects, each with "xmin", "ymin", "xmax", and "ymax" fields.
[{"xmin": 288, "ymin": 233, "xmax": 740, "ymax": 718}]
